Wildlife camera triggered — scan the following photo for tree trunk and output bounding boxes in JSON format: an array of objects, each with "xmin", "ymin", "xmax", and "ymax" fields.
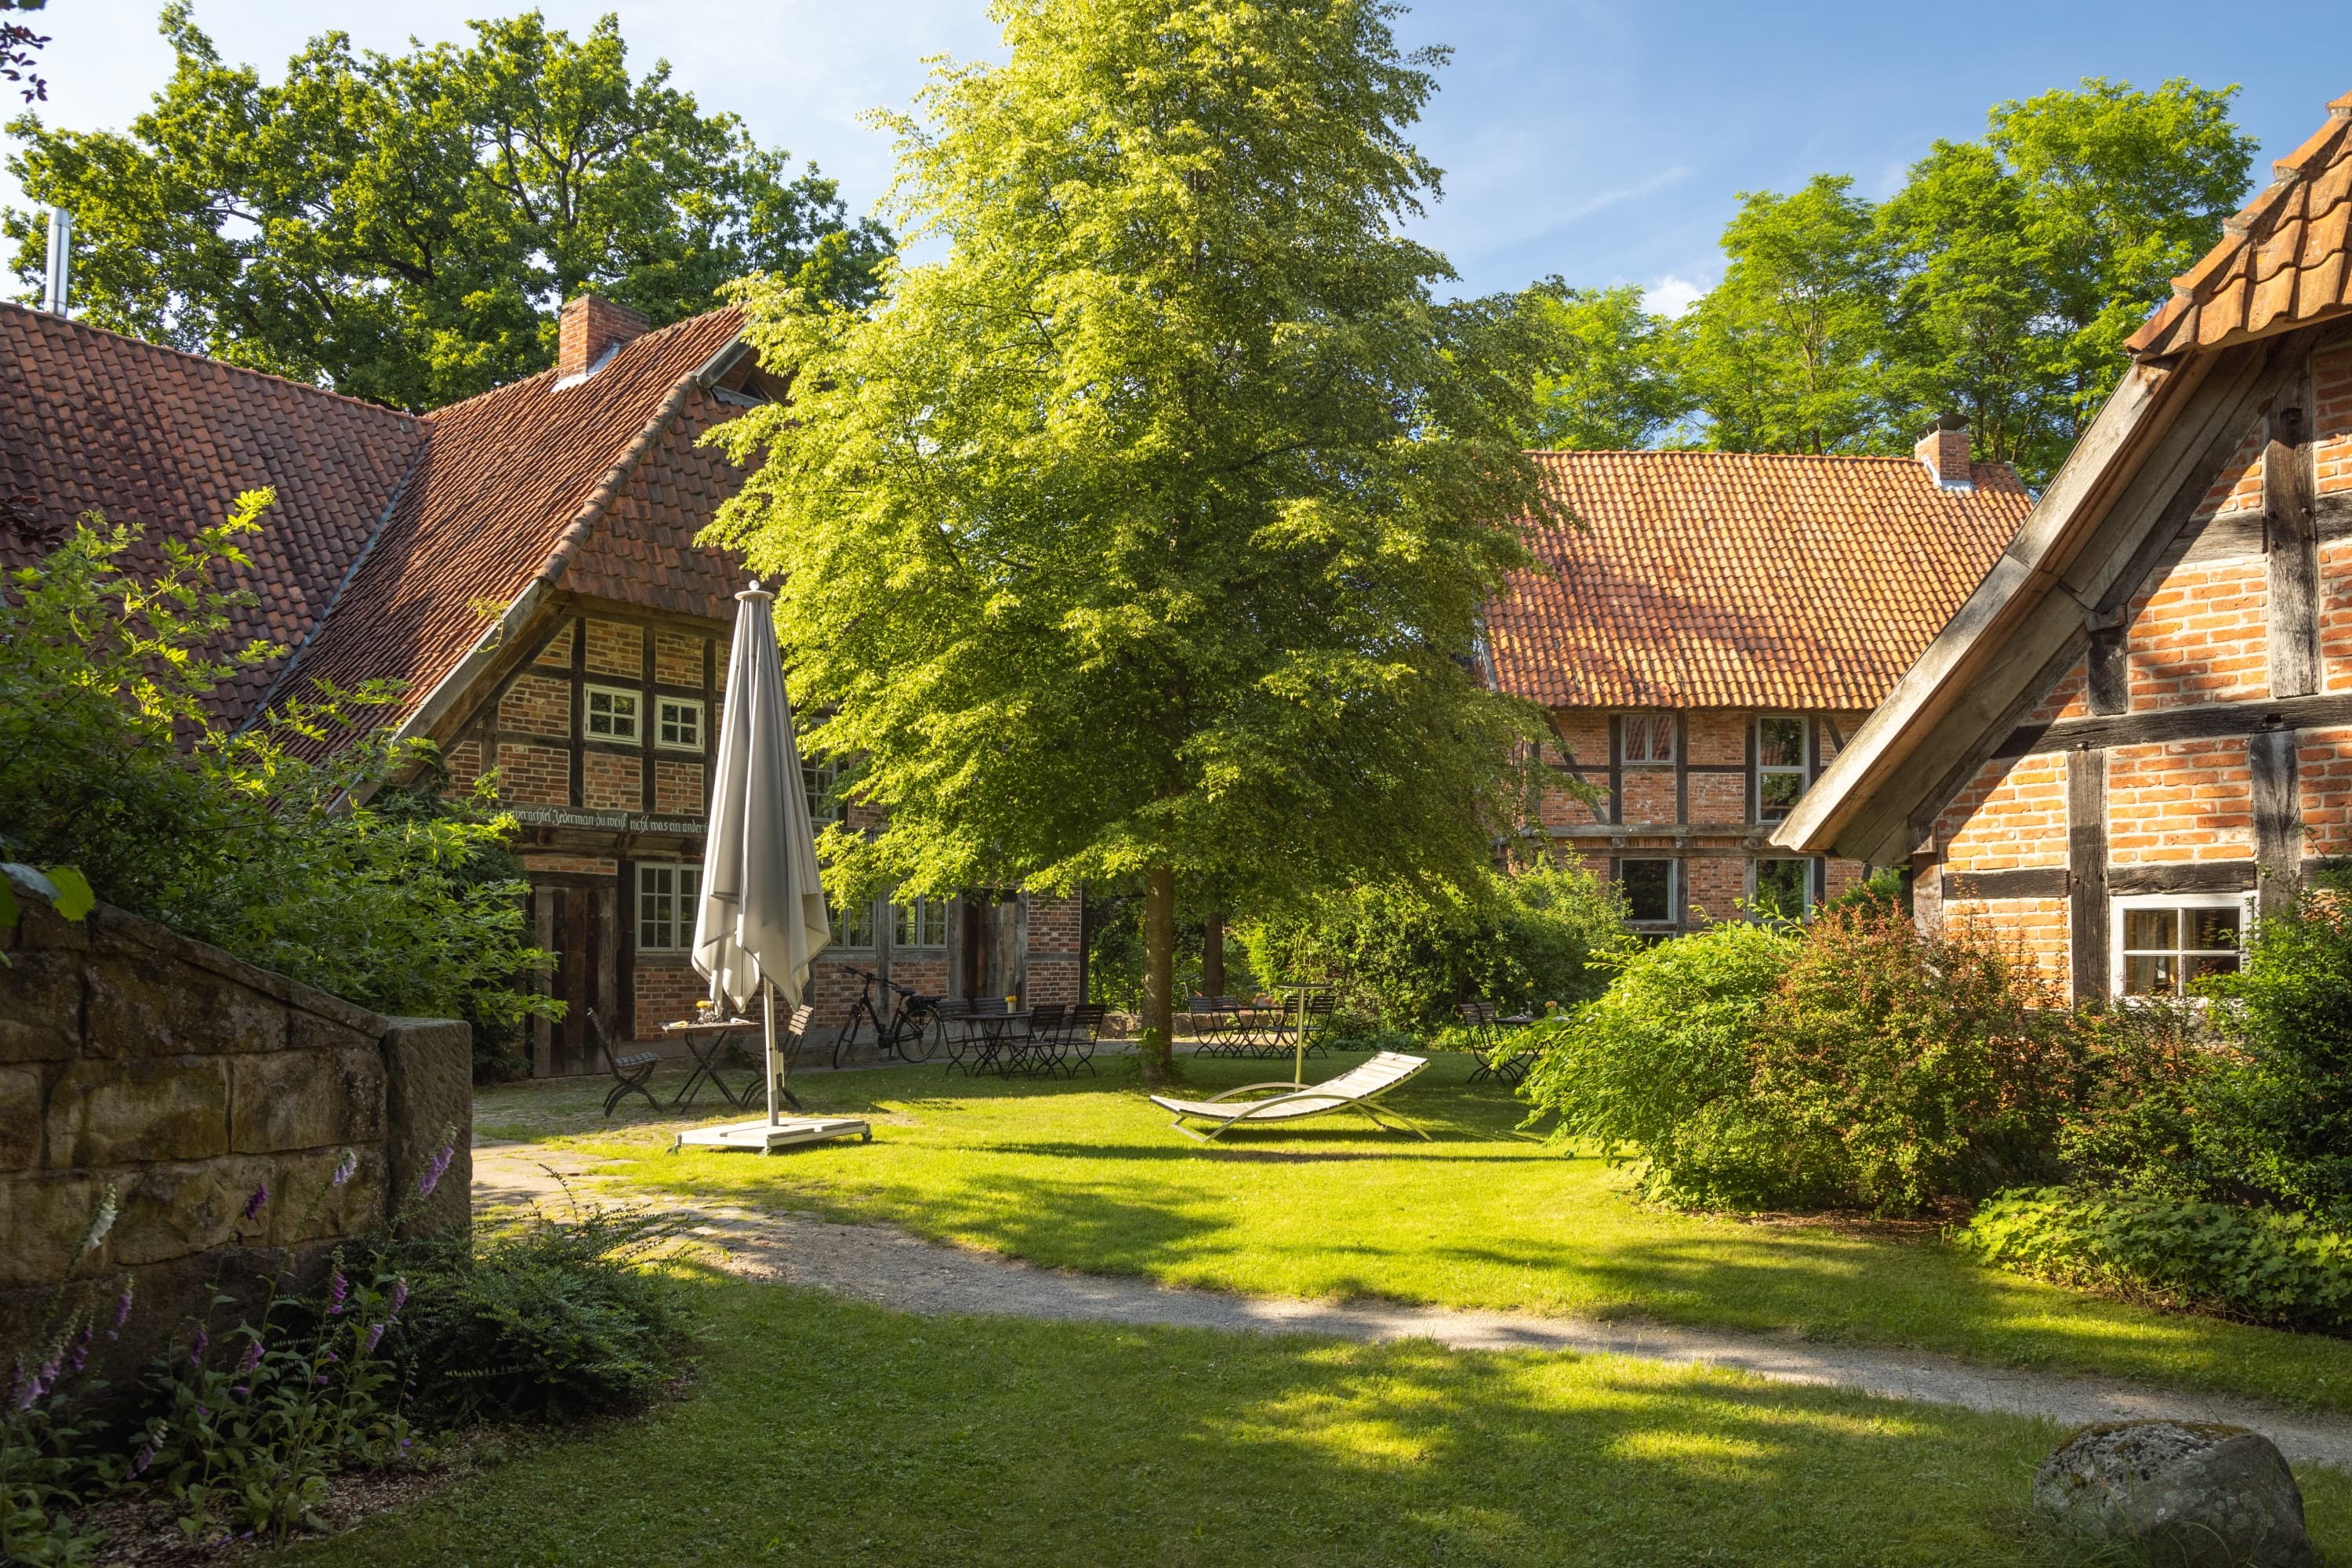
[
  {"xmin": 1201, "ymin": 911, "xmax": 1225, "ymax": 998},
  {"xmin": 1139, "ymin": 865, "xmax": 1176, "ymax": 1085}
]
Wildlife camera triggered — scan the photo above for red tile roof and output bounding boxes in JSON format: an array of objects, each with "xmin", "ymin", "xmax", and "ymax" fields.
[
  {"xmin": 1486, "ymin": 450, "xmax": 2031, "ymax": 710},
  {"xmin": 0, "ymin": 302, "xmax": 754, "ymax": 743},
  {"xmin": 0, "ymin": 303, "xmax": 425, "ymax": 725},
  {"xmin": 2128, "ymin": 92, "xmax": 2352, "ymax": 358}
]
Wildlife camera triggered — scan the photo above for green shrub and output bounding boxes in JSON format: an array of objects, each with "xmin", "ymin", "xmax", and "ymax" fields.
[
  {"xmin": 0, "ymin": 501, "xmax": 557, "ymax": 1033},
  {"xmin": 1517, "ymin": 920, "xmax": 1802, "ymax": 1207},
  {"xmin": 1959, "ymin": 1186, "xmax": 2352, "ymax": 1333},
  {"xmin": 393, "ymin": 1201, "xmax": 698, "ymax": 1425},
  {"xmin": 1239, "ymin": 862, "xmax": 1629, "ymax": 1033}
]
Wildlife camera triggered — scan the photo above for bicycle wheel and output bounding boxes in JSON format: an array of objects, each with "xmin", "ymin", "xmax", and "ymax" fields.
[{"xmin": 892, "ymin": 1013, "xmax": 941, "ymax": 1063}]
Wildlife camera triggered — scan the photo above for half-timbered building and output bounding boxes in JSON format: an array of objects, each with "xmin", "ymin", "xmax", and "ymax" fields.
[
  {"xmin": 1774, "ymin": 92, "xmax": 2352, "ymax": 1000},
  {"xmin": 0, "ymin": 296, "xmax": 1084, "ymax": 1074},
  {"xmin": 1483, "ymin": 443, "xmax": 2031, "ymax": 930}
]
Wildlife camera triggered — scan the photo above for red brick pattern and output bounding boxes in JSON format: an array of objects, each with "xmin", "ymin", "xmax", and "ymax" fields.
[
  {"xmin": 521, "ymin": 854, "xmax": 619, "ymax": 876},
  {"xmin": 1684, "ymin": 855, "xmax": 1745, "ymax": 923},
  {"xmin": 499, "ymin": 673, "xmax": 571, "ymax": 737},
  {"xmin": 654, "ymin": 759, "xmax": 703, "ymax": 815},
  {"xmin": 1943, "ymin": 896, "xmax": 2071, "ymax": 982},
  {"xmin": 535, "ymin": 620, "xmax": 575, "ymax": 670},
  {"xmin": 557, "ymin": 296, "xmax": 649, "ymax": 380},
  {"xmin": 2128, "ymin": 557, "xmax": 2267, "ymax": 709},
  {"xmin": 2300, "ymin": 726, "xmax": 2352, "ymax": 857},
  {"xmin": 655, "ymin": 630, "xmax": 704, "ymax": 688},
  {"xmin": 2024, "ymin": 660, "xmax": 2089, "ymax": 724},
  {"xmin": 2319, "ymin": 343, "xmax": 2352, "ymax": 496},
  {"xmin": 1688, "ymin": 771, "xmax": 1746, "ymax": 824},
  {"xmin": 499, "ymin": 744, "xmax": 571, "ymax": 806},
  {"xmin": 2320, "ymin": 539, "xmax": 2352, "ymax": 693},
  {"xmin": 585, "ymin": 619, "xmax": 643, "ymax": 679},
  {"xmin": 1620, "ymin": 768, "xmax": 1676, "ymax": 826},
  {"xmin": 1938, "ymin": 753, "xmax": 2067, "ymax": 873},
  {"xmin": 2129, "ymin": 95, "xmax": 2352, "ymax": 358},
  {"xmin": 2107, "ymin": 739, "xmax": 2253, "ymax": 865},
  {"xmin": 1488, "ymin": 451, "xmax": 2028, "ymax": 710},
  {"xmin": 633, "ymin": 957, "xmax": 705, "ymax": 1041},
  {"xmin": 2197, "ymin": 424, "xmax": 2267, "ymax": 520},
  {"xmin": 1686, "ymin": 710, "xmax": 1746, "ymax": 766},
  {"xmin": 445, "ymin": 739, "xmax": 483, "ymax": 793},
  {"xmin": 582, "ymin": 752, "xmax": 641, "ymax": 811}
]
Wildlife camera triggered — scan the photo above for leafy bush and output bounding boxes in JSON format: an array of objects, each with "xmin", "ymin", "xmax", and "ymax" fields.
[
  {"xmin": 1517, "ymin": 920, "xmax": 1801, "ymax": 1206},
  {"xmin": 392, "ymin": 1200, "xmax": 697, "ymax": 1425},
  {"xmin": 1959, "ymin": 1187, "xmax": 2352, "ymax": 1333},
  {"xmin": 1239, "ymin": 862, "xmax": 1629, "ymax": 1033},
  {"xmin": 0, "ymin": 500, "xmax": 557, "ymax": 1032}
]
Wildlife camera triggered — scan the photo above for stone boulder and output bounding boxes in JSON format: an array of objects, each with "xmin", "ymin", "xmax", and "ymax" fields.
[{"xmin": 2033, "ymin": 1421, "xmax": 2317, "ymax": 1568}]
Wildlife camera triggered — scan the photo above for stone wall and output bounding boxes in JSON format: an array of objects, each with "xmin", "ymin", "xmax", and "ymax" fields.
[{"xmin": 0, "ymin": 887, "xmax": 470, "ymax": 1384}]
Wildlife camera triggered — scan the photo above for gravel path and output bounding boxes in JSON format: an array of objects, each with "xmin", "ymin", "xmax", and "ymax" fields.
[{"xmin": 474, "ymin": 1142, "xmax": 2352, "ymax": 1468}]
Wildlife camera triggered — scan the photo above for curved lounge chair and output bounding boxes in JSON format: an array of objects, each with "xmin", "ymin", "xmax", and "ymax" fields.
[{"xmin": 1150, "ymin": 1051, "xmax": 1432, "ymax": 1142}]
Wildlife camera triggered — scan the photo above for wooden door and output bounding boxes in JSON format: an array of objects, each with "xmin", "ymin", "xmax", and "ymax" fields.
[
  {"xmin": 955, "ymin": 891, "xmax": 1027, "ymax": 1004},
  {"xmin": 536, "ymin": 880, "xmax": 621, "ymax": 1076}
]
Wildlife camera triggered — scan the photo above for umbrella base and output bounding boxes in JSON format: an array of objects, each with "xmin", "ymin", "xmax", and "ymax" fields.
[{"xmin": 673, "ymin": 1116, "xmax": 872, "ymax": 1154}]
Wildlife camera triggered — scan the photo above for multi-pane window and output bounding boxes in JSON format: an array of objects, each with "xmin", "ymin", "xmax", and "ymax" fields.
[
  {"xmin": 1752, "ymin": 858, "xmax": 1814, "ymax": 920},
  {"xmin": 1757, "ymin": 715, "xmax": 1809, "ymax": 822},
  {"xmin": 802, "ymin": 756, "xmax": 845, "ymax": 828},
  {"xmin": 637, "ymin": 863, "xmax": 700, "ymax": 951},
  {"xmin": 2114, "ymin": 898, "xmax": 2245, "ymax": 996},
  {"xmin": 656, "ymin": 696, "xmax": 703, "ymax": 752},
  {"xmin": 893, "ymin": 898, "xmax": 949, "ymax": 949},
  {"xmin": 586, "ymin": 685, "xmax": 640, "ymax": 742},
  {"xmin": 832, "ymin": 891, "xmax": 876, "ymax": 949},
  {"xmin": 1620, "ymin": 713, "xmax": 1674, "ymax": 764},
  {"xmin": 1618, "ymin": 858, "xmax": 1675, "ymax": 924}
]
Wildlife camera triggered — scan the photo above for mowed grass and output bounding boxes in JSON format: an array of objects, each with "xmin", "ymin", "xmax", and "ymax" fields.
[
  {"xmin": 486, "ymin": 1051, "xmax": 2352, "ymax": 1415},
  {"xmin": 266, "ymin": 1279, "xmax": 2352, "ymax": 1568}
]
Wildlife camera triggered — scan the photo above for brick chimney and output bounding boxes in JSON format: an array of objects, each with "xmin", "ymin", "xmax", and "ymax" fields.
[
  {"xmin": 1915, "ymin": 413, "xmax": 1973, "ymax": 491},
  {"xmin": 556, "ymin": 294, "xmax": 649, "ymax": 383}
]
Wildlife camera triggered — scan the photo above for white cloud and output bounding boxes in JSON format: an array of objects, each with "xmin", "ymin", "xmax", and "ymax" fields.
[{"xmin": 1642, "ymin": 274, "xmax": 1704, "ymax": 317}]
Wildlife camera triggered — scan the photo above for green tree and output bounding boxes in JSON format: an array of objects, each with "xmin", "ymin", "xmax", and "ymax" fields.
[
  {"xmin": 1517, "ymin": 279, "xmax": 1692, "ymax": 450},
  {"xmin": 706, "ymin": 0, "xmax": 1555, "ymax": 1082},
  {"xmin": 1682, "ymin": 174, "xmax": 1900, "ymax": 455},
  {"xmin": 4, "ymin": 5, "xmax": 891, "ymax": 409}
]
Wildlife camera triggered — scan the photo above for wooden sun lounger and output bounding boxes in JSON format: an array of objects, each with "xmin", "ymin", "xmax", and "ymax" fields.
[{"xmin": 1149, "ymin": 1051, "xmax": 1432, "ymax": 1142}]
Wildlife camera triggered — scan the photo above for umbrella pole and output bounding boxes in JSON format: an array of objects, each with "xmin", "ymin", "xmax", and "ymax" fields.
[
  {"xmin": 764, "ymin": 978, "xmax": 779, "ymax": 1127},
  {"xmin": 1294, "ymin": 985, "xmax": 1305, "ymax": 1085}
]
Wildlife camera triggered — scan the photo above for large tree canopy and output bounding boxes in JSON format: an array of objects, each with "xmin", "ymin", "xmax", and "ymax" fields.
[
  {"xmin": 4, "ymin": 5, "xmax": 891, "ymax": 409},
  {"xmin": 708, "ymin": 0, "xmax": 1555, "ymax": 1079}
]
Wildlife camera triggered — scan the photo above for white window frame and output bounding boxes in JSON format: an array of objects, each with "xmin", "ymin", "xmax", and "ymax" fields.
[
  {"xmin": 2110, "ymin": 891, "xmax": 2253, "ymax": 1000},
  {"xmin": 832, "ymin": 890, "xmax": 877, "ymax": 950},
  {"xmin": 892, "ymin": 896, "xmax": 949, "ymax": 951},
  {"xmin": 1618, "ymin": 712, "xmax": 1675, "ymax": 765},
  {"xmin": 655, "ymin": 695, "xmax": 704, "ymax": 753},
  {"xmin": 636, "ymin": 862, "xmax": 701, "ymax": 952},
  {"xmin": 584, "ymin": 683, "xmax": 641, "ymax": 742},
  {"xmin": 1617, "ymin": 856, "xmax": 1678, "ymax": 926},
  {"xmin": 1750, "ymin": 856, "xmax": 1818, "ymax": 920},
  {"xmin": 803, "ymin": 755, "xmax": 844, "ymax": 829},
  {"xmin": 1756, "ymin": 714, "xmax": 1810, "ymax": 823}
]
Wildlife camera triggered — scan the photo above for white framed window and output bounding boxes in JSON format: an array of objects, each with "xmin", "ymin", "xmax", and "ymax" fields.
[
  {"xmin": 1619, "ymin": 713, "xmax": 1675, "ymax": 764},
  {"xmin": 585, "ymin": 684, "xmax": 641, "ymax": 742},
  {"xmin": 637, "ymin": 863, "xmax": 701, "ymax": 951},
  {"xmin": 832, "ymin": 891, "xmax": 876, "ymax": 949},
  {"xmin": 1757, "ymin": 715, "xmax": 1809, "ymax": 822},
  {"xmin": 893, "ymin": 897, "xmax": 949, "ymax": 950},
  {"xmin": 2111, "ymin": 894, "xmax": 2250, "ymax": 997},
  {"xmin": 655, "ymin": 696, "xmax": 703, "ymax": 752},
  {"xmin": 1617, "ymin": 858, "xmax": 1676, "ymax": 924},
  {"xmin": 1751, "ymin": 857, "xmax": 1816, "ymax": 920},
  {"xmin": 802, "ymin": 755, "xmax": 845, "ymax": 828}
]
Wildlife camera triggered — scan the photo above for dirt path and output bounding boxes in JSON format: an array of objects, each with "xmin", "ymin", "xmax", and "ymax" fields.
[{"xmin": 474, "ymin": 1142, "xmax": 2352, "ymax": 1469}]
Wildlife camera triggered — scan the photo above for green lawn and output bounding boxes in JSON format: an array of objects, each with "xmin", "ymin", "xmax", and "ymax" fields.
[
  {"xmin": 498, "ymin": 1051, "xmax": 2352, "ymax": 1416},
  {"xmin": 268, "ymin": 1279, "xmax": 2352, "ymax": 1568}
]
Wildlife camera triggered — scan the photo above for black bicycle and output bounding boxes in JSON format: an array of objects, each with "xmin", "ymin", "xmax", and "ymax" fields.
[{"xmin": 833, "ymin": 967, "xmax": 944, "ymax": 1067}]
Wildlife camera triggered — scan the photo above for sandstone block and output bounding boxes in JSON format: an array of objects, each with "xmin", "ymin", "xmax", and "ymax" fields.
[
  {"xmin": 266, "ymin": 1145, "xmax": 390, "ymax": 1245},
  {"xmin": 381, "ymin": 1018, "xmax": 472, "ymax": 1239},
  {"xmin": 84, "ymin": 955, "xmax": 287, "ymax": 1058},
  {"xmin": 111, "ymin": 1156, "xmax": 274, "ymax": 1268},
  {"xmin": 0, "ymin": 1171, "xmax": 109, "ymax": 1288},
  {"xmin": 0, "ymin": 1065, "xmax": 41, "ymax": 1171},
  {"xmin": 0, "ymin": 950, "xmax": 83, "ymax": 1063},
  {"xmin": 230, "ymin": 1047, "xmax": 384, "ymax": 1154},
  {"xmin": 2034, "ymin": 1421, "xmax": 2317, "ymax": 1568},
  {"xmin": 45, "ymin": 1058, "xmax": 230, "ymax": 1167}
]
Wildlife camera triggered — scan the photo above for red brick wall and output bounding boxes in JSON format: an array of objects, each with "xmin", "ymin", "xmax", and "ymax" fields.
[
  {"xmin": 2196, "ymin": 423, "xmax": 2266, "ymax": 520},
  {"xmin": 499, "ymin": 743, "xmax": 571, "ymax": 806},
  {"xmin": 1686, "ymin": 710, "xmax": 1745, "ymax": 766},
  {"xmin": 887, "ymin": 956, "xmax": 949, "ymax": 1002},
  {"xmin": 1824, "ymin": 858, "xmax": 1867, "ymax": 901},
  {"xmin": 1027, "ymin": 891, "xmax": 1084, "ymax": 1007},
  {"xmin": 583, "ymin": 752, "xmax": 640, "ymax": 811},
  {"xmin": 654, "ymin": 759, "xmax": 703, "ymax": 815},
  {"xmin": 633, "ymin": 956, "xmax": 704, "ymax": 1041},
  {"xmin": 499, "ymin": 673, "xmax": 570, "ymax": 736},
  {"xmin": 2320, "ymin": 536, "xmax": 2352, "ymax": 693},
  {"xmin": 1684, "ymin": 855, "xmax": 1744, "ymax": 923},
  {"xmin": 2301, "ymin": 725, "xmax": 2352, "ymax": 860},
  {"xmin": 1940, "ymin": 896, "xmax": 2069, "ymax": 980},
  {"xmin": 1938, "ymin": 752, "xmax": 2066, "ymax": 873},
  {"xmin": 522, "ymin": 854, "xmax": 618, "ymax": 876},
  {"xmin": 2024, "ymin": 659, "xmax": 2089, "ymax": 724},
  {"xmin": 2319, "ymin": 342, "xmax": 2352, "ymax": 499},
  {"xmin": 655, "ymin": 630, "xmax": 704, "ymax": 688},
  {"xmin": 2128, "ymin": 556, "xmax": 2267, "ymax": 710},
  {"xmin": 1620, "ymin": 767, "xmax": 1675, "ymax": 826},
  {"xmin": 534, "ymin": 619, "xmax": 574, "ymax": 670},
  {"xmin": 585, "ymin": 619, "xmax": 642, "ymax": 679},
  {"xmin": 445, "ymin": 739, "xmax": 483, "ymax": 793},
  {"xmin": 1689, "ymin": 771, "xmax": 1745, "ymax": 824},
  {"xmin": 2106, "ymin": 739, "xmax": 2253, "ymax": 866}
]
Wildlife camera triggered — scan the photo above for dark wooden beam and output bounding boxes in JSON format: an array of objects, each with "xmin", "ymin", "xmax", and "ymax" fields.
[
  {"xmin": 2086, "ymin": 622, "xmax": 2129, "ymax": 715},
  {"xmin": 1675, "ymin": 712, "xmax": 1689, "ymax": 826},
  {"xmin": 2265, "ymin": 361, "xmax": 2319, "ymax": 699},
  {"xmin": 2251, "ymin": 728, "xmax": 2301, "ymax": 916},
  {"xmin": 1608, "ymin": 714, "xmax": 1623, "ymax": 827},
  {"xmin": 2108, "ymin": 861, "xmax": 2256, "ymax": 895},
  {"xmin": 2067, "ymin": 748, "xmax": 2108, "ymax": 1002},
  {"xmin": 1945, "ymin": 866, "xmax": 2071, "ymax": 900},
  {"xmin": 1999, "ymin": 691, "xmax": 2352, "ymax": 758}
]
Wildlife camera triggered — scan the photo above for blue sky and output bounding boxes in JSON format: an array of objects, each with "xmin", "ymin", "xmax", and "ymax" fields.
[{"xmin": 11, "ymin": 0, "xmax": 2348, "ymax": 310}]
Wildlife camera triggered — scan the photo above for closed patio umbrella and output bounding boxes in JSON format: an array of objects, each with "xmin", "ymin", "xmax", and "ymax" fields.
[{"xmin": 678, "ymin": 580, "xmax": 868, "ymax": 1153}]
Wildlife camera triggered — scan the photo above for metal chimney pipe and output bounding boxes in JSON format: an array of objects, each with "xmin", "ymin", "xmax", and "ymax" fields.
[{"xmin": 42, "ymin": 207, "xmax": 71, "ymax": 316}]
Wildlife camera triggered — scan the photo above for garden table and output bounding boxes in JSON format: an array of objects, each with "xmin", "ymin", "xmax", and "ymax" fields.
[
  {"xmin": 968, "ymin": 1008, "xmax": 1034, "ymax": 1078},
  {"xmin": 662, "ymin": 1018, "xmax": 764, "ymax": 1109}
]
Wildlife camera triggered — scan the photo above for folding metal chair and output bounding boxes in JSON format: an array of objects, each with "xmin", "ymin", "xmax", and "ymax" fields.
[{"xmin": 590, "ymin": 1008, "xmax": 659, "ymax": 1116}]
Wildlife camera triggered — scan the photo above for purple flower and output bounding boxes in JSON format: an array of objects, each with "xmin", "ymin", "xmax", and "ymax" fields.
[
  {"xmin": 241, "ymin": 1182, "xmax": 269, "ymax": 1222},
  {"xmin": 326, "ymin": 1269, "xmax": 347, "ymax": 1316},
  {"xmin": 389, "ymin": 1279, "xmax": 408, "ymax": 1315},
  {"xmin": 194, "ymin": 1402, "xmax": 209, "ymax": 1418},
  {"xmin": 314, "ymin": 1374, "xmax": 328, "ymax": 1386},
  {"xmin": 418, "ymin": 1144, "xmax": 455, "ymax": 1200},
  {"xmin": 112, "ymin": 1279, "xmax": 136, "ymax": 1330},
  {"xmin": 188, "ymin": 1330, "xmax": 209, "ymax": 1368},
  {"xmin": 68, "ymin": 1323, "xmax": 93, "ymax": 1374},
  {"xmin": 129, "ymin": 1444, "xmax": 153, "ymax": 1478},
  {"xmin": 364, "ymin": 1322, "xmax": 386, "ymax": 1353},
  {"xmin": 235, "ymin": 1339, "xmax": 262, "ymax": 1376},
  {"xmin": 331, "ymin": 1149, "xmax": 358, "ymax": 1187}
]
